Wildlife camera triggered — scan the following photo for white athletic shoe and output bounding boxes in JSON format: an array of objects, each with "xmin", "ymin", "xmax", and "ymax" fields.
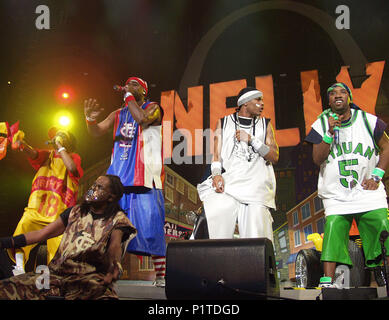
[
  {"xmin": 152, "ymin": 278, "xmax": 165, "ymax": 287},
  {"xmin": 319, "ymin": 276, "xmax": 341, "ymax": 289},
  {"xmin": 12, "ymin": 266, "xmax": 25, "ymax": 276}
]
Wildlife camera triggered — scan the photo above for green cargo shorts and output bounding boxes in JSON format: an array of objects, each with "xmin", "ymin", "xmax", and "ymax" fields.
[{"xmin": 321, "ymin": 208, "xmax": 389, "ymax": 267}]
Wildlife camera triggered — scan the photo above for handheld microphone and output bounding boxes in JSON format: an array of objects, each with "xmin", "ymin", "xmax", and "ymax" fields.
[
  {"xmin": 45, "ymin": 139, "xmax": 55, "ymax": 145},
  {"xmin": 331, "ymin": 112, "xmax": 340, "ymax": 144},
  {"xmin": 113, "ymin": 85, "xmax": 125, "ymax": 91}
]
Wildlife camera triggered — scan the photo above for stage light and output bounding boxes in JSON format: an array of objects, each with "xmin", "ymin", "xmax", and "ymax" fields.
[
  {"xmin": 61, "ymin": 92, "xmax": 70, "ymax": 99},
  {"xmin": 54, "ymin": 111, "xmax": 73, "ymax": 129},
  {"xmin": 59, "ymin": 115, "xmax": 71, "ymax": 127},
  {"xmin": 56, "ymin": 86, "xmax": 74, "ymax": 103}
]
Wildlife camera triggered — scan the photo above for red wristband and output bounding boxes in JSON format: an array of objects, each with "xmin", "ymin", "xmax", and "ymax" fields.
[
  {"xmin": 85, "ymin": 117, "xmax": 97, "ymax": 125},
  {"xmin": 125, "ymin": 95, "xmax": 135, "ymax": 104}
]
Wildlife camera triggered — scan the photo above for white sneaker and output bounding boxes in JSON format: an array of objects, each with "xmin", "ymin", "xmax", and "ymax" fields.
[
  {"xmin": 12, "ymin": 266, "xmax": 25, "ymax": 276},
  {"xmin": 152, "ymin": 278, "xmax": 165, "ymax": 287},
  {"xmin": 319, "ymin": 276, "xmax": 341, "ymax": 289}
]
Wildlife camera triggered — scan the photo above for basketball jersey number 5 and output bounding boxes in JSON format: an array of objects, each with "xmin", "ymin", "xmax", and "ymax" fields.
[{"xmin": 338, "ymin": 159, "xmax": 359, "ymax": 188}]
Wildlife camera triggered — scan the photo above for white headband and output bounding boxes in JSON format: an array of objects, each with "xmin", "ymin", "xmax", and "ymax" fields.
[{"xmin": 237, "ymin": 90, "xmax": 263, "ymax": 106}]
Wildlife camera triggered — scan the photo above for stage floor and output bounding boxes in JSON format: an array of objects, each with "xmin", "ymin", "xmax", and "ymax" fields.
[
  {"xmin": 115, "ymin": 280, "xmax": 388, "ymax": 300},
  {"xmin": 116, "ymin": 280, "xmax": 166, "ymax": 300}
]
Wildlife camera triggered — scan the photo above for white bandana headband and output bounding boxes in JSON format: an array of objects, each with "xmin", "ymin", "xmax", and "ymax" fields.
[{"xmin": 237, "ymin": 90, "xmax": 263, "ymax": 106}]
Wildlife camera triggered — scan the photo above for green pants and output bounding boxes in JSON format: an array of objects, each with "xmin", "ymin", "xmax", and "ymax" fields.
[{"xmin": 321, "ymin": 208, "xmax": 389, "ymax": 267}]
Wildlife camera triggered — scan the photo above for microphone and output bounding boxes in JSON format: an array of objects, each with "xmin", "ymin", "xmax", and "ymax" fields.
[
  {"xmin": 45, "ymin": 139, "xmax": 55, "ymax": 145},
  {"xmin": 331, "ymin": 112, "xmax": 340, "ymax": 144},
  {"xmin": 334, "ymin": 126, "xmax": 340, "ymax": 144},
  {"xmin": 113, "ymin": 85, "xmax": 125, "ymax": 91}
]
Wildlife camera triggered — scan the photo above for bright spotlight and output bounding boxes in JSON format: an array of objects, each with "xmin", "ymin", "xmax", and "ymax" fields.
[
  {"xmin": 61, "ymin": 92, "xmax": 70, "ymax": 99},
  {"xmin": 56, "ymin": 86, "xmax": 74, "ymax": 103},
  {"xmin": 59, "ymin": 115, "xmax": 71, "ymax": 127},
  {"xmin": 55, "ymin": 111, "xmax": 73, "ymax": 129}
]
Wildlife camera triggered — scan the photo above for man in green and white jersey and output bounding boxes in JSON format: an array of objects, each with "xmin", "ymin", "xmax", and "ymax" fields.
[{"xmin": 305, "ymin": 82, "xmax": 389, "ymax": 287}]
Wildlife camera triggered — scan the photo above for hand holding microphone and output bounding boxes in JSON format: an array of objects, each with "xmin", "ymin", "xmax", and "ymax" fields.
[
  {"xmin": 329, "ymin": 112, "xmax": 341, "ymax": 144},
  {"xmin": 113, "ymin": 85, "xmax": 125, "ymax": 91},
  {"xmin": 113, "ymin": 84, "xmax": 135, "ymax": 104},
  {"xmin": 236, "ymin": 130, "xmax": 252, "ymax": 161}
]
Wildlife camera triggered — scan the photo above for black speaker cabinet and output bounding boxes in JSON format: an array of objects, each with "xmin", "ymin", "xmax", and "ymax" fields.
[{"xmin": 165, "ymin": 238, "xmax": 279, "ymax": 300}]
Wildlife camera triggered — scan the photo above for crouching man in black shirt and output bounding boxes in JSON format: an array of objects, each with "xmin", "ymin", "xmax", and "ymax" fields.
[{"xmin": 0, "ymin": 174, "xmax": 136, "ymax": 300}]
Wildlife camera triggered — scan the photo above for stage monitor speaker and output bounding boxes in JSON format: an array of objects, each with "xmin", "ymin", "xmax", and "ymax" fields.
[{"xmin": 165, "ymin": 238, "xmax": 279, "ymax": 300}]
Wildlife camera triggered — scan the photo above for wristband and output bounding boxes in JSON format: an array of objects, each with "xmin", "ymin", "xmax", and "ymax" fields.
[
  {"xmin": 124, "ymin": 92, "xmax": 135, "ymax": 103},
  {"xmin": 0, "ymin": 234, "xmax": 26, "ymax": 249},
  {"xmin": 372, "ymin": 167, "xmax": 385, "ymax": 179},
  {"xmin": 85, "ymin": 116, "xmax": 97, "ymax": 125},
  {"xmin": 322, "ymin": 133, "xmax": 333, "ymax": 144},
  {"xmin": 13, "ymin": 234, "xmax": 27, "ymax": 248},
  {"xmin": 211, "ymin": 161, "xmax": 222, "ymax": 178},
  {"xmin": 57, "ymin": 147, "xmax": 66, "ymax": 153},
  {"xmin": 250, "ymin": 137, "xmax": 270, "ymax": 157},
  {"xmin": 330, "ymin": 112, "xmax": 338, "ymax": 121}
]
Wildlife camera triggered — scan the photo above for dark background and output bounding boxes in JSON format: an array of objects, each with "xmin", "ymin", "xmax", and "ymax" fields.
[{"xmin": 0, "ymin": 0, "xmax": 388, "ymax": 235}]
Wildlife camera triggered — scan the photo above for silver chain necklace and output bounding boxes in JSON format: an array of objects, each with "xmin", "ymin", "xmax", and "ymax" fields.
[{"xmin": 235, "ymin": 112, "xmax": 255, "ymax": 162}]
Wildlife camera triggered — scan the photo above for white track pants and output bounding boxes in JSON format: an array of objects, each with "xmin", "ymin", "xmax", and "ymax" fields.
[{"xmin": 203, "ymin": 192, "xmax": 274, "ymax": 242}]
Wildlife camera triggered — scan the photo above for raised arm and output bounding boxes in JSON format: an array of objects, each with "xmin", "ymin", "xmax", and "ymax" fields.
[
  {"xmin": 312, "ymin": 114, "xmax": 341, "ymax": 166},
  {"xmin": 125, "ymin": 95, "xmax": 162, "ymax": 128},
  {"xmin": 11, "ymin": 130, "xmax": 38, "ymax": 160},
  {"xmin": 53, "ymin": 135, "xmax": 80, "ymax": 177},
  {"xmin": 236, "ymin": 120, "xmax": 279, "ymax": 164},
  {"xmin": 18, "ymin": 140, "xmax": 38, "ymax": 160},
  {"xmin": 84, "ymin": 98, "xmax": 116, "ymax": 137}
]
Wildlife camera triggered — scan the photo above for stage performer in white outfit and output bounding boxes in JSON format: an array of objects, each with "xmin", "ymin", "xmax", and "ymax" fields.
[{"xmin": 197, "ymin": 87, "xmax": 279, "ymax": 241}]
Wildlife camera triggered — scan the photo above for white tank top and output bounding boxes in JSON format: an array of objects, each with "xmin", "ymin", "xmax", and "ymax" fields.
[{"xmin": 220, "ymin": 114, "xmax": 276, "ymax": 207}]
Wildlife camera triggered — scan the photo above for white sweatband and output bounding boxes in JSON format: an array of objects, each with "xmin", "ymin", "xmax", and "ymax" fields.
[
  {"xmin": 124, "ymin": 92, "xmax": 134, "ymax": 101},
  {"xmin": 250, "ymin": 137, "xmax": 270, "ymax": 157},
  {"xmin": 211, "ymin": 161, "xmax": 222, "ymax": 177},
  {"xmin": 85, "ymin": 115, "xmax": 97, "ymax": 122},
  {"xmin": 57, "ymin": 147, "xmax": 66, "ymax": 153},
  {"xmin": 237, "ymin": 90, "xmax": 263, "ymax": 106}
]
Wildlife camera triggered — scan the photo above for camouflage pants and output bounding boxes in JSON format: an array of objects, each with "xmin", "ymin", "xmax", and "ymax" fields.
[{"xmin": 0, "ymin": 271, "xmax": 118, "ymax": 300}]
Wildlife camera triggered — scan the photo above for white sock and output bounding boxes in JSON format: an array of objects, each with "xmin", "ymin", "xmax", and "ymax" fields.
[{"xmin": 15, "ymin": 252, "xmax": 24, "ymax": 269}]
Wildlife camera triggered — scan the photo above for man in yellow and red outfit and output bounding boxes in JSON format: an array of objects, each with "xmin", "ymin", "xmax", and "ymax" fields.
[{"xmin": 8, "ymin": 128, "xmax": 83, "ymax": 275}]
